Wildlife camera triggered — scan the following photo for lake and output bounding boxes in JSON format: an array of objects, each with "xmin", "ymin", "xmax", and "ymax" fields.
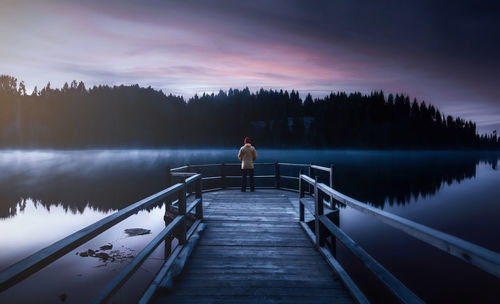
[{"xmin": 0, "ymin": 149, "xmax": 499, "ymax": 303}]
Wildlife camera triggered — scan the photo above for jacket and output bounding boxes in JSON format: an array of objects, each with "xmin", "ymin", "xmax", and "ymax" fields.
[{"xmin": 238, "ymin": 144, "xmax": 258, "ymax": 169}]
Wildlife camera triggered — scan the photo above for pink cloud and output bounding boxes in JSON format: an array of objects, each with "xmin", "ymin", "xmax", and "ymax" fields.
[{"xmin": 2, "ymin": 1, "xmax": 498, "ymax": 132}]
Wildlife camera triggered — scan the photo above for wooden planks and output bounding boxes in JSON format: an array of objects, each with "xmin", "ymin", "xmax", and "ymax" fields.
[{"xmin": 153, "ymin": 190, "xmax": 353, "ymax": 304}]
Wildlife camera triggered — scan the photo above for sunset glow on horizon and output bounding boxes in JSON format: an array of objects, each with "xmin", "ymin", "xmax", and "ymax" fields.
[{"xmin": 1, "ymin": 0, "xmax": 499, "ymax": 132}]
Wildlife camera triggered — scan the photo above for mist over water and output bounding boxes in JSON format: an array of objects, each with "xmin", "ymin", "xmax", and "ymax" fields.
[
  {"xmin": 0, "ymin": 149, "xmax": 499, "ymax": 303},
  {"xmin": 1, "ymin": 149, "xmax": 498, "ymax": 217}
]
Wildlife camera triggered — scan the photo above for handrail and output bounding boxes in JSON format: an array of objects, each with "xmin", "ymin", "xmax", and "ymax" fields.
[
  {"xmin": 170, "ymin": 162, "xmax": 335, "ymax": 194},
  {"xmin": 201, "ymin": 176, "xmax": 220, "ymax": 180},
  {"xmin": 189, "ymin": 163, "xmax": 220, "ymax": 167},
  {"xmin": 222, "ymin": 162, "xmax": 275, "ymax": 166},
  {"xmin": 92, "ymin": 172, "xmax": 203, "ymax": 303},
  {"xmin": 300, "ymin": 174, "xmax": 500, "ymax": 278},
  {"xmin": 0, "ymin": 170, "xmax": 204, "ymax": 304},
  {"xmin": 92, "ymin": 215, "xmax": 184, "ymax": 303},
  {"xmin": 298, "ymin": 173, "xmax": 500, "ymax": 303},
  {"xmin": 199, "ymin": 175, "xmax": 276, "ymax": 179},
  {"xmin": 185, "ymin": 174, "xmax": 200, "ymax": 185},
  {"xmin": 301, "ymin": 174, "xmax": 315, "ymax": 185},
  {"xmin": 170, "ymin": 165, "xmax": 189, "ymax": 172},
  {"xmin": 187, "ymin": 198, "xmax": 202, "ymax": 214},
  {"xmin": 278, "ymin": 162, "xmax": 309, "ymax": 167},
  {"xmin": 225, "ymin": 175, "xmax": 275, "ymax": 178},
  {"xmin": 4, "ymin": 160, "xmax": 497, "ymax": 303},
  {"xmin": 171, "ymin": 172, "xmax": 196, "ymax": 177},
  {"xmin": 319, "ymin": 215, "xmax": 422, "ymax": 303},
  {"xmin": 187, "ymin": 162, "xmax": 331, "ymax": 194},
  {"xmin": 0, "ymin": 182, "xmax": 185, "ymax": 291},
  {"xmin": 310, "ymin": 164, "xmax": 332, "ymax": 172}
]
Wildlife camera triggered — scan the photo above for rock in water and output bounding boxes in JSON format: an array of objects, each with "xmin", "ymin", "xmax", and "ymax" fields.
[
  {"xmin": 94, "ymin": 252, "xmax": 110, "ymax": 262},
  {"xmin": 99, "ymin": 244, "xmax": 113, "ymax": 250},
  {"xmin": 124, "ymin": 228, "xmax": 151, "ymax": 237}
]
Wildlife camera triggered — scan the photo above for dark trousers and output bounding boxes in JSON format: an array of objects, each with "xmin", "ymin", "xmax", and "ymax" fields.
[{"xmin": 241, "ymin": 169, "xmax": 254, "ymax": 192}]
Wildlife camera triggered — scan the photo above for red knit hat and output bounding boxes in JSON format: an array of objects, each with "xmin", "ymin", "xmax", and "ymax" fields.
[{"xmin": 244, "ymin": 137, "xmax": 251, "ymax": 144}]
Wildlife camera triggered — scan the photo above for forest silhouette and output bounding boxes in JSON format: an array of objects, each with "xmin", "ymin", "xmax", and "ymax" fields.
[{"xmin": 0, "ymin": 75, "xmax": 498, "ymax": 148}]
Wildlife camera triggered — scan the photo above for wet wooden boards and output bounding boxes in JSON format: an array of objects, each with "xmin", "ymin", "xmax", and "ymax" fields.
[{"xmin": 153, "ymin": 190, "xmax": 353, "ymax": 304}]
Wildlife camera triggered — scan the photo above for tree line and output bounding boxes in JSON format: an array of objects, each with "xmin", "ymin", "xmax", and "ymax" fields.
[{"xmin": 0, "ymin": 75, "xmax": 498, "ymax": 148}]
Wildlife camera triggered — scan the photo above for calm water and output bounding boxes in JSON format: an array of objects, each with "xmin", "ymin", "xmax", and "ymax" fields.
[{"xmin": 0, "ymin": 149, "xmax": 499, "ymax": 303}]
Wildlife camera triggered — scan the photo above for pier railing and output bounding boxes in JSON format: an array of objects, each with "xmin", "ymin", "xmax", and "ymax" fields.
[
  {"xmin": 2, "ymin": 161, "xmax": 500, "ymax": 303},
  {"xmin": 176, "ymin": 161, "xmax": 334, "ymax": 203},
  {"xmin": 172, "ymin": 162, "xmax": 500, "ymax": 303},
  {"xmin": 0, "ymin": 169, "xmax": 204, "ymax": 304},
  {"xmin": 298, "ymin": 173, "xmax": 500, "ymax": 304}
]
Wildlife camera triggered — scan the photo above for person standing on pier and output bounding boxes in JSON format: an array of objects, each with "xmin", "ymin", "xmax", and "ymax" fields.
[{"xmin": 238, "ymin": 137, "xmax": 258, "ymax": 192}]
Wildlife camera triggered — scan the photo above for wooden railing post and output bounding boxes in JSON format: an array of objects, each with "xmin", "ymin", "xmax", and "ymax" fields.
[
  {"xmin": 328, "ymin": 209, "xmax": 340, "ymax": 258},
  {"xmin": 329, "ymin": 164, "xmax": 334, "ymax": 208},
  {"xmin": 299, "ymin": 170, "xmax": 305, "ymax": 222},
  {"xmin": 314, "ymin": 177, "xmax": 324, "ymax": 248},
  {"xmin": 308, "ymin": 163, "xmax": 313, "ymax": 195},
  {"xmin": 186, "ymin": 164, "xmax": 191, "ymax": 195},
  {"xmin": 195, "ymin": 169, "xmax": 203, "ymax": 220},
  {"xmin": 221, "ymin": 162, "xmax": 226, "ymax": 189},
  {"xmin": 275, "ymin": 161, "xmax": 280, "ymax": 189},
  {"xmin": 177, "ymin": 182, "xmax": 187, "ymax": 245},
  {"xmin": 164, "ymin": 166, "xmax": 173, "ymax": 258},
  {"xmin": 164, "ymin": 165, "xmax": 172, "ymax": 223},
  {"xmin": 165, "ymin": 165, "xmax": 172, "ymax": 217}
]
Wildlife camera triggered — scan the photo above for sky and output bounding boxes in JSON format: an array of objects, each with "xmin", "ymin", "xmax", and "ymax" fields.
[{"xmin": 1, "ymin": 0, "xmax": 499, "ymax": 133}]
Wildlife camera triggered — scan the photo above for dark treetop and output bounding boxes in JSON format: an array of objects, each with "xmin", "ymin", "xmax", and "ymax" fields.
[{"xmin": 0, "ymin": 75, "xmax": 498, "ymax": 149}]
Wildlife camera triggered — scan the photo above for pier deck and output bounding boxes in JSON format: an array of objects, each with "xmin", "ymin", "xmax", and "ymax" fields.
[
  {"xmin": 4, "ymin": 162, "xmax": 498, "ymax": 303},
  {"xmin": 153, "ymin": 189, "xmax": 354, "ymax": 304}
]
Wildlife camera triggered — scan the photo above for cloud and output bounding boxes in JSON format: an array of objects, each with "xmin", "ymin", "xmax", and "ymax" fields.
[{"xmin": 1, "ymin": 0, "xmax": 499, "ymax": 132}]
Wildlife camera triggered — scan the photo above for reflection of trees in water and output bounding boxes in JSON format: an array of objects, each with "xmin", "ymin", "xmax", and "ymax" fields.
[
  {"xmin": 332, "ymin": 153, "xmax": 499, "ymax": 208},
  {"xmin": 0, "ymin": 152, "xmax": 498, "ymax": 218},
  {"xmin": 0, "ymin": 166, "xmax": 168, "ymax": 218}
]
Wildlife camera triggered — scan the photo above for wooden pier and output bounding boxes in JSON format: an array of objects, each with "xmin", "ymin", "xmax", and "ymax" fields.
[
  {"xmin": 153, "ymin": 190, "xmax": 353, "ymax": 304},
  {"xmin": 1, "ymin": 162, "xmax": 499, "ymax": 303}
]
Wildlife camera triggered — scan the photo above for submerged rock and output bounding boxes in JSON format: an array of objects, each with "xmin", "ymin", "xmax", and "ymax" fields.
[
  {"xmin": 79, "ymin": 251, "xmax": 89, "ymax": 257},
  {"xmin": 78, "ymin": 244, "xmax": 135, "ymax": 264},
  {"xmin": 78, "ymin": 249, "xmax": 110, "ymax": 261},
  {"xmin": 124, "ymin": 228, "xmax": 151, "ymax": 237},
  {"xmin": 99, "ymin": 244, "xmax": 113, "ymax": 251},
  {"xmin": 94, "ymin": 252, "xmax": 111, "ymax": 261}
]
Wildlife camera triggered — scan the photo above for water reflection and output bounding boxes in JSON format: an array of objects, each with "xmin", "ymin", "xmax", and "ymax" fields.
[
  {"xmin": 0, "ymin": 149, "xmax": 499, "ymax": 303},
  {"xmin": 331, "ymin": 151, "xmax": 499, "ymax": 208},
  {"xmin": 0, "ymin": 149, "xmax": 199, "ymax": 218},
  {"xmin": 0, "ymin": 150, "xmax": 499, "ymax": 219},
  {"xmin": 0, "ymin": 201, "xmax": 168, "ymax": 304}
]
